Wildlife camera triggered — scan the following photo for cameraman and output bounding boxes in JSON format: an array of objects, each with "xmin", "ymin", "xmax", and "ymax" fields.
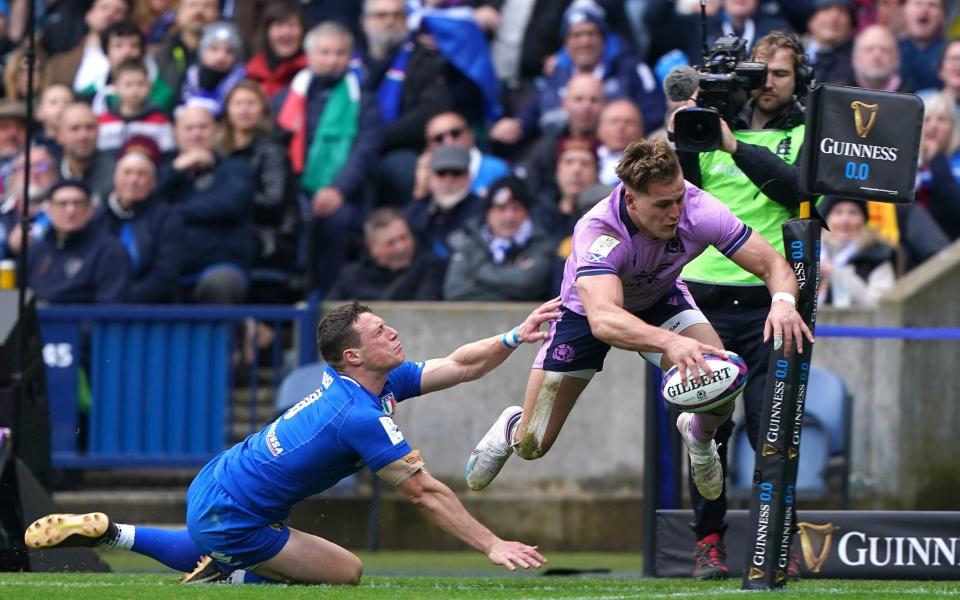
[{"xmin": 670, "ymin": 31, "xmax": 809, "ymax": 581}]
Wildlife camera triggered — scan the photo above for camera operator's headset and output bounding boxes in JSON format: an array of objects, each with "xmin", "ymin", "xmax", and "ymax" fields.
[{"xmin": 757, "ymin": 32, "xmax": 814, "ymax": 99}]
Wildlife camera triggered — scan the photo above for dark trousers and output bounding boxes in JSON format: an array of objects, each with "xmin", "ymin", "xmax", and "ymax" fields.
[{"xmin": 686, "ymin": 284, "xmax": 772, "ymax": 540}]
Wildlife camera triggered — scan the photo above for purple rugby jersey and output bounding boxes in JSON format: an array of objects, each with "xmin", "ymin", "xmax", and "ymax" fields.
[{"xmin": 561, "ymin": 181, "xmax": 752, "ymax": 315}]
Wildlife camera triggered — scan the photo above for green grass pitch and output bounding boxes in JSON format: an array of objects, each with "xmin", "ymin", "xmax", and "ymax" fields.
[{"xmin": 1, "ymin": 551, "xmax": 958, "ymax": 599}]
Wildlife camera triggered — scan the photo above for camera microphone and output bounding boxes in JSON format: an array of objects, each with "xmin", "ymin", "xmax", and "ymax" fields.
[{"xmin": 664, "ymin": 66, "xmax": 701, "ymax": 103}]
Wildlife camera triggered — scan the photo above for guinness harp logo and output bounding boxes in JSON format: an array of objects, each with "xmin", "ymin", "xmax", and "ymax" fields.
[
  {"xmin": 798, "ymin": 521, "xmax": 839, "ymax": 573},
  {"xmin": 788, "ymin": 446, "xmax": 799, "ymax": 459},
  {"xmin": 762, "ymin": 443, "xmax": 779, "ymax": 457},
  {"xmin": 747, "ymin": 566, "xmax": 765, "ymax": 581},
  {"xmin": 851, "ymin": 101, "xmax": 879, "ymax": 138}
]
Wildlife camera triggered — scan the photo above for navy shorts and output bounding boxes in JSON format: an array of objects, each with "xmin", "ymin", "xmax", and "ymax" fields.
[
  {"xmin": 533, "ymin": 282, "xmax": 706, "ymax": 372},
  {"xmin": 186, "ymin": 458, "xmax": 291, "ymax": 571}
]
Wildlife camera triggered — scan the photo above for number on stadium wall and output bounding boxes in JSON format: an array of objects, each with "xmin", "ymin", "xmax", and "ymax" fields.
[
  {"xmin": 43, "ymin": 343, "xmax": 73, "ymax": 368},
  {"xmin": 844, "ymin": 161, "xmax": 869, "ymax": 180}
]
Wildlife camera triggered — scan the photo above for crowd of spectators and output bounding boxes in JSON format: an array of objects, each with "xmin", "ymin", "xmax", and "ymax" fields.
[{"xmin": 0, "ymin": 0, "xmax": 957, "ymax": 308}]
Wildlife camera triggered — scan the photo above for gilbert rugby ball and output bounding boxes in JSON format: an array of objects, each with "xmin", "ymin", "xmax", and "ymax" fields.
[{"xmin": 661, "ymin": 352, "xmax": 748, "ymax": 413}]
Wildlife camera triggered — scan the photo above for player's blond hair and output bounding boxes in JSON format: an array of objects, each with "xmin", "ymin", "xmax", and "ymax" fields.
[{"xmin": 614, "ymin": 137, "xmax": 681, "ymax": 194}]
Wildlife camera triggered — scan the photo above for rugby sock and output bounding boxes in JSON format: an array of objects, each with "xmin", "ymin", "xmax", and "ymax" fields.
[
  {"xmin": 230, "ymin": 570, "xmax": 279, "ymax": 584},
  {"xmin": 103, "ymin": 523, "xmax": 135, "ymax": 550},
  {"xmin": 690, "ymin": 413, "xmax": 725, "ymax": 443},
  {"xmin": 130, "ymin": 527, "xmax": 205, "ymax": 572},
  {"xmin": 506, "ymin": 409, "xmax": 522, "ymax": 445}
]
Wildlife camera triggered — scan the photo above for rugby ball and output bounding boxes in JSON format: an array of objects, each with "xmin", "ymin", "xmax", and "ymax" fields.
[{"xmin": 661, "ymin": 352, "xmax": 748, "ymax": 413}]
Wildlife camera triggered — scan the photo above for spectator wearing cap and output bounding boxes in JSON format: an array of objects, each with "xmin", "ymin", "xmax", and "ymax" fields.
[
  {"xmin": 410, "ymin": 110, "xmax": 511, "ymax": 205},
  {"xmin": 218, "ymin": 80, "xmax": 299, "ymax": 300},
  {"xmin": 490, "ymin": 0, "xmax": 664, "ymax": 146},
  {"xmin": 275, "ymin": 21, "xmax": 382, "ymax": 295},
  {"xmin": 96, "ymin": 59, "xmax": 175, "ymax": 155},
  {"xmin": 244, "ymin": 1, "xmax": 308, "ymax": 99},
  {"xmin": 57, "ymin": 102, "xmax": 116, "ymax": 205},
  {"xmin": 327, "ymin": 207, "xmax": 446, "ymax": 301},
  {"xmin": 43, "ymin": 0, "xmax": 130, "ymax": 92},
  {"xmin": 0, "ymin": 99, "xmax": 26, "ymax": 165},
  {"xmin": 405, "ymin": 144, "xmax": 484, "ymax": 261},
  {"xmin": 151, "ymin": 0, "xmax": 221, "ymax": 106},
  {"xmin": 444, "ymin": 175, "xmax": 554, "ymax": 301},
  {"xmin": 156, "ymin": 104, "xmax": 255, "ymax": 304},
  {"xmin": 95, "ymin": 136, "xmax": 182, "ymax": 303},
  {"xmin": 26, "ymin": 179, "xmax": 130, "ymax": 304},
  {"xmin": 0, "ymin": 145, "xmax": 59, "ymax": 259},
  {"xmin": 806, "ymin": 0, "xmax": 856, "ymax": 85},
  {"xmin": 596, "ymin": 98, "xmax": 642, "ymax": 185},
  {"xmin": 532, "ymin": 137, "xmax": 600, "ymax": 241},
  {"xmin": 818, "ymin": 196, "xmax": 897, "ymax": 307},
  {"xmin": 518, "ymin": 74, "xmax": 604, "ymax": 215},
  {"xmin": 180, "ymin": 20, "xmax": 246, "ymax": 117}
]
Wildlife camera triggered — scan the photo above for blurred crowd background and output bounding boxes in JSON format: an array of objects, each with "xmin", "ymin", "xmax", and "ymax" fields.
[{"xmin": 0, "ymin": 0, "xmax": 957, "ymax": 316}]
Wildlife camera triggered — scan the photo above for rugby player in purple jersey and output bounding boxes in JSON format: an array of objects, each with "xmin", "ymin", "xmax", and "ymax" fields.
[{"xmin": 465, "ymin": 136, "xmax": 813, "ymax": 500}]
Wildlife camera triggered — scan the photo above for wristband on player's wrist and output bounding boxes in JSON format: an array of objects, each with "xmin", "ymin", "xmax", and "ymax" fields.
[
  {"xmin": 771, "ymin": 292, "xmax": 796, "ymax": 307},
  {"xmin": 500, "ymin": 327, "xmax": 521, "ymax": 349}
]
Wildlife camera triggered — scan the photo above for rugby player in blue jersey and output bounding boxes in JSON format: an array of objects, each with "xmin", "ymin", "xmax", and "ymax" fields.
[{"xmin": 26, "ymin": 299, "xmax": 560, "ymax": 585}]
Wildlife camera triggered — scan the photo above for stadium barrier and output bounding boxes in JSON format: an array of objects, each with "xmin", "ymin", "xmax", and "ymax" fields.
[{"xmin": 38, "ymin": 300, "xmax": 319, "ymax": 469}]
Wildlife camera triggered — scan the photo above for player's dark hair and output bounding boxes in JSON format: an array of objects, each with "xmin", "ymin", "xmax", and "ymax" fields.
[
  {"xmin": 615, "ymin": 136, "xmax": 681, "ymax": 194},
  {"xmin": 318, "ymin": 301, "xmax": 371, "ymax": 367}
]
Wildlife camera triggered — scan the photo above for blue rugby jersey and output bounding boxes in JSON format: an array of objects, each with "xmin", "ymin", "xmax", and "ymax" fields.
[{"xmin": 212, "ymin": 361, "xmax": 424, "ymax": 523}]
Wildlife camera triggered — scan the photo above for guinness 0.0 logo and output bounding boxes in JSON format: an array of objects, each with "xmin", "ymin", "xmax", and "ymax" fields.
[
  {"xmin": 798, "ymin": 521, "xmax": 839, "ymax": 573},
  {"xmin": 851, "ymin": 101, "xmax": 879, "ymax": 138}
]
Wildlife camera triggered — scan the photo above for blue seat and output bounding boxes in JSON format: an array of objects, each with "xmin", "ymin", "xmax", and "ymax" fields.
[
  {"xmin": 803, "ymin": 365, "xmax": 853, "ymax": 508},
  {"xmin": 274, "ymin": 361, "xmax": 328, "ymax": 415},
  {"xmin": 729, "ymin": 418, "xmax": 831, "ymax": 500},
  {"xmin": 729, "ymin": 365, "xmax": 853, "ymax": 507}
]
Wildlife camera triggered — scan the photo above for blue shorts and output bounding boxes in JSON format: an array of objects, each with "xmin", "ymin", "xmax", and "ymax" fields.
[
  {"xmin": 533, "ymin": 282, "xmax": 706, "ymax": 372},
  {"xmin": 186, "ymin": 458, "xmax": 291, "ymax": 571}
]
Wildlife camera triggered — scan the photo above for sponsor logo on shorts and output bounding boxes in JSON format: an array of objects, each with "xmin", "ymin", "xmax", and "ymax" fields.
[{"xmin": 551, "ymin": 343, "xmax": 575, "ymax": 362}]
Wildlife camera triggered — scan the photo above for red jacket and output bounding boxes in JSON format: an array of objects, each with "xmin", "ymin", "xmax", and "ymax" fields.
[{"xmin": 245, "ymin": 52, "xmax": 307, "ymax": 99}]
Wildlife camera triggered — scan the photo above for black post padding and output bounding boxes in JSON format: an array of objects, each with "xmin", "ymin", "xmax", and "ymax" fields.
[{"xmin": 741, "ymin": 218, "xmax": 822, "ymax": 589}]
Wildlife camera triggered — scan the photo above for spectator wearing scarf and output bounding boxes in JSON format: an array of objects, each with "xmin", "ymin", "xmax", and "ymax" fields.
[
  {"xmin": 444, "ymin": 175, "xmax": 555, "ymax": 301},
  {"xmin": 275, "ymin": 21, "xmax": 383, "ymax": 294},
  {"xmin": 180, "ymin": 21, "xmax": 247, "ymax": 117}
]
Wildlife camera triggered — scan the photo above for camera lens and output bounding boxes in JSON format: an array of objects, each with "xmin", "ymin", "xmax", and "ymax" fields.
[{"xmin": 675, "ymin": 108, "xmax": 722, "ymax": 152}]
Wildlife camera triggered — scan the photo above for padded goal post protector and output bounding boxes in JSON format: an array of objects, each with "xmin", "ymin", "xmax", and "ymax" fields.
[
  {"xmin": 799, "ymin": 84, "xmax": 923, "ymax": 204},
  {"xmin": 742, "ymin": 218, "xmax": 822, "ymax": 590}
]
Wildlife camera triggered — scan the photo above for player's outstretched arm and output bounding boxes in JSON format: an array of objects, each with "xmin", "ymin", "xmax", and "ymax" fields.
[
  {"xmin": 577, "ymin": 274, "xmax": 723, "ymax": 380},
  {"xmin": 394, "ymin": 469, "xmax": 547, "ymax": 571},
  {"xmin": 728, "ymin": 231, "xmax": 815, "ymax": 354},
  {"xmin": 419, "ymin": 297, "xmax": 562, "ymax": 394}
]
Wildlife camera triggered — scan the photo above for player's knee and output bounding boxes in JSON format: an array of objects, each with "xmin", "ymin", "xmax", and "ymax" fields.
[
  {"xmin": 514, "ymin": 431, "xmax": 552, "ymax": 460},
  {"xmin": 343, "ymin": 556, "xmax": 363, "ymax": 586}
]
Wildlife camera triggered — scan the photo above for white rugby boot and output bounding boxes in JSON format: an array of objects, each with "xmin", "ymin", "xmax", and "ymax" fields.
[
  {"xmin": 677, "ymin": 412, "xmax": 724, "ymax": 501},
  {"xmin": 465, "ymin": 406, "xmax": 522, "ymax": 491}
]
